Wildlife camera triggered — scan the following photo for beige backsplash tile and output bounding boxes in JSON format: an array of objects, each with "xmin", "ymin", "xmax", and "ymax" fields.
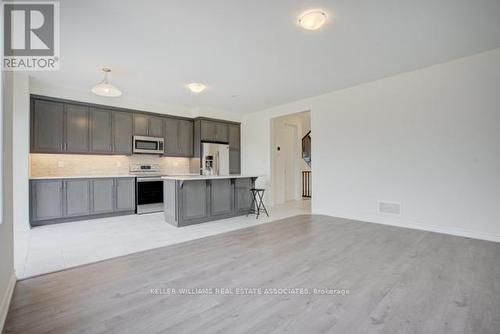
[{"xmin": 30, "ymin": 154, "xmax": 192, "ymax": 177}]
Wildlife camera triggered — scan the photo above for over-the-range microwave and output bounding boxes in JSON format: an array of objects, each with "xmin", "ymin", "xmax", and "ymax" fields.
[{"xmin": 133, "ymin": 136, "xmax": 164, "ymax": 154}]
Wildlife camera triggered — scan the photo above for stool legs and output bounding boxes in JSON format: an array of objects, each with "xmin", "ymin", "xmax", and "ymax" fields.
[{"xmin": 247, "ymin": 189, "xmax": 269, "ymax": 219}]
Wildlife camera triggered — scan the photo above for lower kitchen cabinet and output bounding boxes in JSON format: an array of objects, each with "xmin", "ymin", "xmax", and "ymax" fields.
[
  {"xmin": 30, "ymin": 177, "xmax": 136, "ymax": 226},
  {"xmin": 181, "ymin": 180, "xmax": 208, "ymax": 222},
  {"xmin": 31, "ymin": 179, "xmax": 64, "ymax": 221},
  {"xmin": 164, "ymin": 177, "xmax": 256, "ymax": 227},
  {"xmin": 91, "ymin": 178, "xmax": 115, "ymax": 214},
  {"xmin": 65, "ymin": 179, "xmax": 91, "ymax": 217},
  {"xmin": 116, "ymin": 178, "xmax": 136, "ymax": 211},
  {"xmin": 210, "ymin": 179, "xmax": 233, "ymax": 217}
]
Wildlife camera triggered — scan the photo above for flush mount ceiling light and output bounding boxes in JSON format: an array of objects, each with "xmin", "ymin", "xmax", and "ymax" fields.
[
  {"xmin": 186, "ymin": 82, "xmax": 207, "ymax": 93},
  {"xmin": 298, "ymin": 10, "xmax": 328, "ymax": 30},
  {"xmin": 91, "ymin": 68, "xmax": 122, "ymax": 97}
]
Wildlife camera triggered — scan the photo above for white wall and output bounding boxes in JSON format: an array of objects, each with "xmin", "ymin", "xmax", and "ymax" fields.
[
  {"xmin": 242, "ymin": 47, "xmax": 500, "ymax": 242},
  {"xmin": 1, "ymin": 51, "xmax": 16, "ymax": 333},
  {"xmin": 10, "ymin": 74, "xmax": 30, "ymax": 232}
]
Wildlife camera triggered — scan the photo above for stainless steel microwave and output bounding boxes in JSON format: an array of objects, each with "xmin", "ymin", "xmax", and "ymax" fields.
[{"xmin": 133, "ymin": 136, "xmax": 164, "ymax": 154}]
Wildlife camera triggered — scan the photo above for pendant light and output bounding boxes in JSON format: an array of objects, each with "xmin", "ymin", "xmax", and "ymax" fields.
[{"xmin": 91, "ymin": 68, "xmax": 122, "ymax": 97}]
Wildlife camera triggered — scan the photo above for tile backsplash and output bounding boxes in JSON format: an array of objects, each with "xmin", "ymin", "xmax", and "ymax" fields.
[{"xmin": 30, "ymin": 154, "xmax": 193, "ymax": 177}]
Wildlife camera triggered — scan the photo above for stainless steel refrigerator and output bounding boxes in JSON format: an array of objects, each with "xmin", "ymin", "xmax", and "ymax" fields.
[{"xmin": 201, "ymin": 143, "xmax": 229, "ymax": 175}]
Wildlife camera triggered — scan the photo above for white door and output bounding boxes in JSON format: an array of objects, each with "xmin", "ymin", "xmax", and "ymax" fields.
[{"xmin": 284, "ymin": 124, "xmax": 298, "ymax": 201}]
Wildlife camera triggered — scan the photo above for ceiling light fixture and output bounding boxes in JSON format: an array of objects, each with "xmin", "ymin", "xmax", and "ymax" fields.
[
  {"xmin": 186, "ymin": 82, "xmax": 207, "ymax": 93},
  {"xmin": 91, "ymin": 68, "xmax": 122, "ymax": 97},
  {"xmin": 298, "ymin": 10, "xmax": 328, "ymax": 30}
]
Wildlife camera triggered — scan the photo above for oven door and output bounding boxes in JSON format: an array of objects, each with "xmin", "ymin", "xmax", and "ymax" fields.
[
  {"xmin": 133, "ymin": 136, "xmax": 164, "ymax": 154},
  {"xmin": 136, "ymin": 178, "xmax": 164, "ymax": 214}
]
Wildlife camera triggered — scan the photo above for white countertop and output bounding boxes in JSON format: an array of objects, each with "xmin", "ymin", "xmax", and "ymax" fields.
[
  {"xmin": 29, "ymin": 175, "xmax": 137, "ymax": 180},
  {"xmin": 162, "ymin": 175, "xmax": 260, "ymax": 181}
]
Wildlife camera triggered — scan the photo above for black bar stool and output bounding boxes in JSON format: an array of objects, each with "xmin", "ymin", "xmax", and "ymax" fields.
[{"xmin": 247, "ymin": 188, "xmax": 269, "ymax": 219}]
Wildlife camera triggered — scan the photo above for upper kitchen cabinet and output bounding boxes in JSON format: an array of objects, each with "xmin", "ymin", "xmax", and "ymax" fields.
[
  {"xmin": 65, "ymin": 104, "xmax": 90, "ymax": 153},
  {"xmin": 90, "ymin": 107, "xmax": 113, "ymax": 153},
  {"xmin": 164, "ymin": 118, "xmax": 193, "ymax": 157},
  {"xmin": 31, "ymin": 99, "xmax": 65, "ymax": 153},
  {"xmin": 200, "ymin": 120, "xmax": 229, "ymax": 143},
  {"xmin": 134, "ymin": 114, "xmax": 164, "ymax": 137},
  {"xmin": 228, "ymin": 124, "xmax": 240, "ymax": 150},
  {"xmin": 113, "ymin": 111, "xmax": 133, "ymax": 155}
]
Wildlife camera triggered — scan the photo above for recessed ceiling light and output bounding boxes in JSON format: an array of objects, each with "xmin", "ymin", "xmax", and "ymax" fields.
[
  {"xmin": 298, "ymin": 10, "xmax": 327, "ymax": 30},
  {"xmin": 91, "ymin": 68, "xmax": 122, "ymax": 97},
  {"xmin": 186, "ymin": 82, "xmax": 207, "ymax": 93}
]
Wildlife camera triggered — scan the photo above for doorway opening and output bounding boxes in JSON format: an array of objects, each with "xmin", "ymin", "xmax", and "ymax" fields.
[{"xmin": 270, "ymin": 111, "xmax": 311, "ymax": 206}]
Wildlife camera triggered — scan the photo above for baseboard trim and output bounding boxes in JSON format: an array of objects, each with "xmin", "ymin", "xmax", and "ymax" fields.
[
  {"xmin": 316, "ymin": 212, "xmax": 500, "ymax": 243},
  {"xmin": 0, "ymin": 272, "xmax": 16, "ymax": 333}
]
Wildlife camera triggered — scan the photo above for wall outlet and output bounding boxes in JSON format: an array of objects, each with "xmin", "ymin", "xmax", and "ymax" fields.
[{"xmin": 57, "ymin": 161, "xmax": 64, "ymax": 168}]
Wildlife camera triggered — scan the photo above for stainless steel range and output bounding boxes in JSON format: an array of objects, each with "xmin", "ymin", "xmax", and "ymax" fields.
[{"xmin": 129, "ymin": 163, "xmax": 163, "ymax": 214}]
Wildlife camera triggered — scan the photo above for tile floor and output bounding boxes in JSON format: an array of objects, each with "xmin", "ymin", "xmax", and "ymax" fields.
[{"xmin": 15, "ymin": 199, "xmax": 311, "ymax": 279}]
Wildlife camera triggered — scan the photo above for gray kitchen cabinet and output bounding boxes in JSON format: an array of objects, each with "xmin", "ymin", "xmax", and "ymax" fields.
[
  {"xmin": 234, "ymin": 178, "xmax": 253, "ymax": 214},
  {"xmin": 91, "ymin": 178, "xmax": 115, "ymax": 214},
  {"xmin": 31, "ymin": 179, "xmax": 63, "ymax": 221},
  {"xmin": 181, "ymin": 180, "xmax": 208, "ymax": 222},
  {"xmin": 134, "ymin": 114, "xmax": 163, "ymax": 137},
  {"xmin": 30, "ymin": 177, "xmax": 136, "ymax": 226},
  {"xmin": 149, "ymin": 116, "xmax": 164, "ymax": 137},
  {"xmin": 115, "ymin": 178, "xmax": 136, "ymax": 211},
  {"xmin": 210, "ymin": 179, "xmax": 233, "ymax": 216},
  {"xmin": 228, "ymin": 124, "xmax": 240, "ymax": 149},
  {"xmin": 90, "ymin": 108, "xmax": 113, "ymax": 153},
  {"xmin": 215, "ymin": 122, "xmax": 229, "ymax": 143},
  {"xmin": 178, "ymin": 120, "xmax": 194, "ymax": 156},
  {"xmin": 133, "ymin": 114, "xmax": 149, "ymax": 136},
  {"xmin": 113, "ymin": 111, "xmax": 133, "ymax": 154},
  {"xmin": 229, "ymin": 149, "xmax": 241, "ymax": 174},
  {"xmin": 200, "ymin": 120, "xmax": 217, "ymax": 142},
  {"xmin": 200, "ymin": 120, "xmax": 229, "ymax": 143},
  {"xmin": 32, "ymin": 99, "xmax": 64, "ymax": 152},
  {"xmin": 64, "ymin": 179, "xmax": 90, "ymax": 217},
  {"xmin": 65, "ymin": 104, "xmax": 90, "ymax": 153},
  {"xmin": 164, "ymin": 117, "xmax": 179, "ymax": 155},
  {"xmin": 164, "ymin": 118, "xmax": 193, "ymax": 157}
]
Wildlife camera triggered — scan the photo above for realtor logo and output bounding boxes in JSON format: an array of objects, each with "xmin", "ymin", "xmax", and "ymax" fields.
[{"xmin": 3, "ymin": 1, "xmax": 59, "ymax": 70}]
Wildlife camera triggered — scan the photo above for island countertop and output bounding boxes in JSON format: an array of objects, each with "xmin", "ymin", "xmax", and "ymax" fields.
[{"xmin": 162, "ymin": 175, "xmax": 260, "ymax": 181}]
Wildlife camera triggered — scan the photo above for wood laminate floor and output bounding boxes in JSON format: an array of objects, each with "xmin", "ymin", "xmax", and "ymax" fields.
[{"xmin": 4, "ymin": 215, "xmax": 500, "ymax": 334}]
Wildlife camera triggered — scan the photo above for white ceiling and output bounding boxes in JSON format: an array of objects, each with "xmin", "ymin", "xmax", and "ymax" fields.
[{"xmin": 29, "ymin": 0, "xmax": 500, "ymax": 114}]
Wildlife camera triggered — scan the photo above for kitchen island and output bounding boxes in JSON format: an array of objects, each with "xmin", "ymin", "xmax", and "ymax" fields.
[{"xmin": 163, "ymin": 175, "xmax": 259, "ymax": 227}]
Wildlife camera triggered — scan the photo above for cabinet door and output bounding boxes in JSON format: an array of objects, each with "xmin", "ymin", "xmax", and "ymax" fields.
[
  {"xmin": 133, "ymin": 114, "xmax": 149, "ymax": 136},
  {"xmin": 228, "ymin": 124, "xmax": 240, "ymax": 150},
  {"xmin": 91, "ymin": 178, "xmax": 115, "ymax": 214},
  {"xmin": 90, "ymin": 108, "xmax": 113, "ymax": 153},
  {"xmin": 64, "ymin": 179, "xmax": 90, "ymax": 217},
  {"xmin": 113, "ymin": 111, "xmax": 133, "ymax": 155},
  {"xmin": 210, "ymin": 179, "xmax": 233, "ymax": 216},
  {"xmin": 149, "ymin": 116, "xmax": 163, "ymax": 137},
  {"xmin": 32, "ymin": 99, "xmax": 64, "ymax": 152},
  {"xmin": 164, "ymin": 118, "xmax": 179, "ymax": 156},
  {"xmin": 178, "ymin": 120, "xmax": 193, "ymax": 156},
  {"xmin": 215, "ymin": 122, "xmax": 229, "ymax": 143},
  {"xmin": 115, "ymin": 178, "xmax": 135, "ymax": 211},
  {"xmin": 181, "ymin": 180, "xmax": 208, "ymax": 221},
  {"xmin": 200, "ymin": 121, "xmax": 216, "ymax": 142},
  {"xmin": 31, "ymin": 179, "xmax": 63, "ymax": 221},
  {"xmin": 65, "ymin": 104, "xmax": 90, "ymax": 153},
  {"xmin": 229, "ymin": 149, "xmax": 241, "ymax": 174},
  {"xmin": 234, "ymin": 178, "xmax": 254, "ymax": 214}
]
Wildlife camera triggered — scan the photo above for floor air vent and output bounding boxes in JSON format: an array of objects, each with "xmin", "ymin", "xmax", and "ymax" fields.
[{"xmin": 378, "ymin": 201, "xmax": 401, "ymax": 215}]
